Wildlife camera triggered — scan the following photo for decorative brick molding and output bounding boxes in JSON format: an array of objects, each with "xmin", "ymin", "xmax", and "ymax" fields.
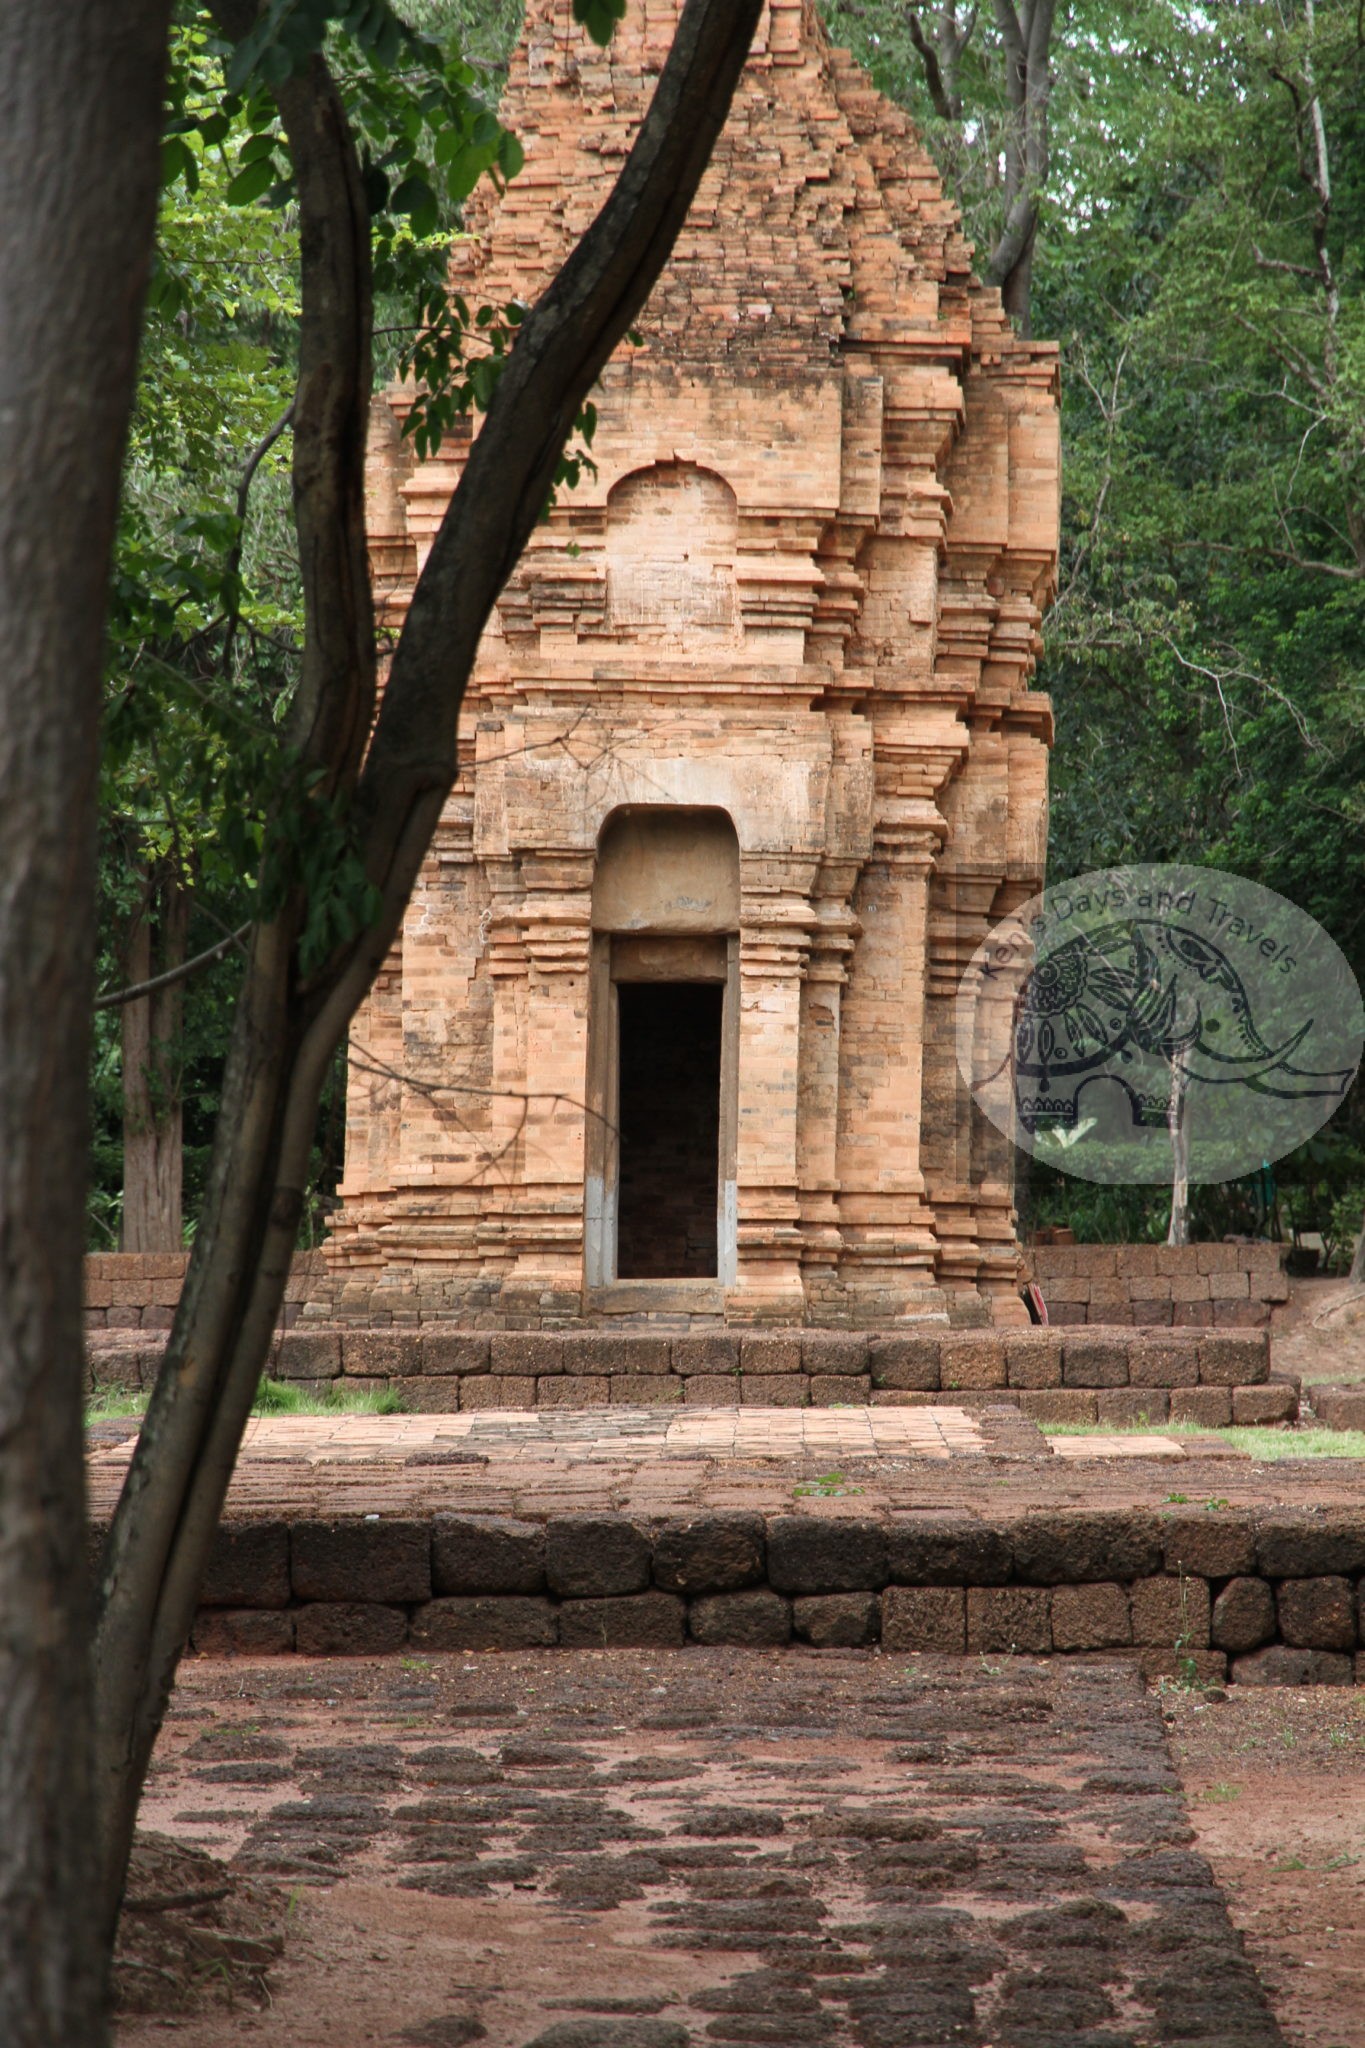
[
  {"xmin": 1033, "ymin": 1243, "xmax": 1290, "ymax": 1327},
  {"xmin": 157, "ymin": 1503, "xmax": 1363, "ymax": 1682}
]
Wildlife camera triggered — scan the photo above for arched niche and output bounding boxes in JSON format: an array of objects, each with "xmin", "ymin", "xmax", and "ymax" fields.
[
  {"xmin": 585, "ymin": 806, "xmax": 740, "ymax": 1294},
  {"xmin": 605, "ymin": 461, "xmax": 738, "ymax": 633},
  {"xmin": 592, "ymin": 804, "xmax": 740, "ymax": 934}
]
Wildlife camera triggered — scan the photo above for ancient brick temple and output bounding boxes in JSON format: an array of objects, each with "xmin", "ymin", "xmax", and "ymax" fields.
[{"xmin": 333, "ymin": 0, "xmax": 1060, "ymax": 1329}]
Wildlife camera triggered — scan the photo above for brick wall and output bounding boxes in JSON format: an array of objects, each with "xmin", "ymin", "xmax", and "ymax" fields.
[
  {"xmin": 83, "ymin": 1251, "xmax": 334, "ymax": 1332},
  {"xmin": 1032, "ymin": 1244, "xmax": 1289, "ymax": 1327}
]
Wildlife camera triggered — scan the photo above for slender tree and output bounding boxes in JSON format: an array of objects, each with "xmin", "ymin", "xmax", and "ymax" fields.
[
  {"xmin": 90, "ymin": 0, "xmax": 765, "ymax": 1942},
  {"xmin": 0, "ymin": 8, "xmax": 172, "ymax": 2043}
]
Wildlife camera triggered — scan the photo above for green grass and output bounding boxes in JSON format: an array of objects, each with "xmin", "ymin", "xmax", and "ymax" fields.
[
  {"xmin": 1044, "ymin": 1420, "xmax": 1365, "ymax": 1459},
  {"xmin": 86, "ymin": 1376, "xmax": 405, "ymax": 1425}
]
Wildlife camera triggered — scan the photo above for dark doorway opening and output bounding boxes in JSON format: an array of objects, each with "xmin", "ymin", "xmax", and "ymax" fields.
[{"xmin": 616, "ymin": 981, "xmax": 722, "ymax": 1278}]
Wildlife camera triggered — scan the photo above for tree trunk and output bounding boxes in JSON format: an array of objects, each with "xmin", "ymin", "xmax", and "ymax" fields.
[
  {"xmin": 91, "ymin": 0, "xmax": 766, "ymax": 1941},
  {"xmin": 121, "ymin": 876, "xmax": 187, "ymax": 1253},
  {"xmin": 1166, "ymin": 1059, "xmax": 1190, "ymax": 1248},
  {"xmin": 0, "ymin": 4, "xmax": 170, "ymax": 2041}
]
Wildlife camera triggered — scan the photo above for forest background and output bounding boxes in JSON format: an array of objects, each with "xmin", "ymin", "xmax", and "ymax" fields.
[{"xmin": 100, "ymin": 0, "xmax": 1365, "ymax": 1265}]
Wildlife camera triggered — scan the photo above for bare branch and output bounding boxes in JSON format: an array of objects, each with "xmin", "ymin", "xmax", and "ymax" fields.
[{"xmin": 93, "ymin": 925, "xmax": 250, "ymax": 1010}]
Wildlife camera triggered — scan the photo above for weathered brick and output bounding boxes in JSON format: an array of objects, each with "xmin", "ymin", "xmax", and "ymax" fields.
[
  {"xmin": 410, "ymin": 1596, "xmax": 556, "ymax": 1651},
  {"xmin": 201, "ymin": 1522, "xmax": 290, "ymax": 1609},
  {"xmin": 966, "ymin": 1586, "xmax": 1051, "ymax": 1656},
  {"xmin": 1061, "ymin": 1335, "xmax": 1128, "ymax": 1388},
  {"xmin": 938, "ymin": 1335, "xmax": 1006, "ymax": 1391},
  {"xmin": 800, "ymin": 1332, "xmax": 868, "ymax": 1376},
  {"xmin": 290, "ymin": 1520, "xmax": 430, "ymax": 1604},
  {"xmin": 537, "ymin": 1375, "xmax": 610, "ymax": 1406},
  {"xmin": 1277, "ymin": 1576, "xmax": 1357, "ymax": 1651},
  {"xmin": 1256, "ymin": 1512, "xmax": 1365, "ymax": 1578},
  {"xmin": 1050, "ymin": 1582, "xmax": 1131, "ymax": 1651},
  {"xmin": 1231, "ymin": 1645, "xmax": 1354, "ymax": 1687},
  {"xmin": 1211, "ymin": 1577, "xmax": 1276, "ymax": 1653},
  {"xmin": 490, "ymin": 1333, "xmax": 564, "ymax": 1376},
  {"xmin": 793, "ymin": 1592, "xmax": 880, "ymax": 1648},
  {"xmin": 459, "ymin": 1375, "xmax": 535, "ymax": 1411},
  {"xmin": 886, "ymin": 1515, "xmax": 1012, "ymax": 1586},
  {"xmin": 653, "ymin": 1514, "xmax": 765, "ymax": 1594},
  {"xmin": 192, "ymin": 1608, "xmax": 295, "ymax": 1656},
  {"xmin": 1004, "ymin": 1330, "xmax": 1062, "ymax": 1389},
  {"xmin": 689, "ymin": 1589, "xmax": 791, "ymax": 1646},
  {"xmin": 1130, "ymin": 1574, "xmax": 1211, "ymax": 1650},
  {"xmin": 740, "ymin": 1375, "xmax": 807, "ymax": 1406},
  {"xmin": 294, "ymin": 1603, "xmax": 408, "ymax": 1656},
  {"xmin": 432, "ymin": 1515, "xmax": 545, "ymax": 1596},
  {"xmin": 767, "ymin": 1516, "xmax": 886, "ymax": 1594},
  {"xmin": 1012, "ymin": 1511, "xmax": 1161, "ymax": 1585},
  {"xmin": 1170, "ymin": 1386, "xmax": 1232, "ymax": 1428},
  {"xmin": 1128, "ymin": 1338, "xmax": 1200, "ymax": 1388},
  {"xmin": 558, "ymin": 1592, "xmax": 685, "ymax": 1648},
  {"xmin": 868, "ymin": 1334, "xmax": 940, "ymax": 1391},
  {"xmin": 418, "ymin": 1331, "xmax": 491, "ymax": 1375},
  {"xmin": 1232, "ymin": 1382, "xmax": 1298, "ymax": 1425},
  {"xmin": 545, "ymin": 1516, "xmax": 651, "ymax": 1598},
  {"xmin": 1096, "ymin": 1387, "xmax": 1170, "ymax": 1428},
  {"xmin": 881, "ymin": 1585, "xmax": 966, "ymax": 1653},
  {"xmin": 809, "ymin": 1374, "xmax": 871, "ymax": 1405},
  {"xmin": 1198, "ymin": 1333, "xmax": 1269, "ymax": 1385},
  {"xmin": 1162, "ymin": 1509, "xmax": 1256, "ymax": 1580},
  {"xmin": 740, "ymin": 1333, "xmax": 802, "ymax": 1375}
]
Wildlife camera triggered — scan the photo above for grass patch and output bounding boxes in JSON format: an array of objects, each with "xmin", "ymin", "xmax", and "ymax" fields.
[
  {"xmin": 87, "ymin": 1376, "xmax": 405, "ymax": 1425},
  {"xmin": 1044, "ymin": 1420, "xmax": 1365, "ymax": 1459}
]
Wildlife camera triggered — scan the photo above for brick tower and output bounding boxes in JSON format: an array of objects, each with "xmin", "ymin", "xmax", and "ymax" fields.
[{"xmin": 332, "ymin": 0, "xmax": 1060, "ymax": 1330}]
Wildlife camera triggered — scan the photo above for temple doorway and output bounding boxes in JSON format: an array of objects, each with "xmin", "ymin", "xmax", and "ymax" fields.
[{"xmin": 616, "ymin": 979, "xmax": 723, "ymax": 1279}]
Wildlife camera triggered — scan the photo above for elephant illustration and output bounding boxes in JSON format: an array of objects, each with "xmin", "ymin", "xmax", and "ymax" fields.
[{"xmin": 1013, "ymin": 919, "xmax": 1353, "ymax": 1136}]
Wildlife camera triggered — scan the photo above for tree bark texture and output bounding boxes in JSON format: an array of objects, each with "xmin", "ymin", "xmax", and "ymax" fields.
[
  {"xmin": 92, "ymin": 0, "xmax": 765, "ymax": 1937},
  {"xmin": 0, "ymin": 4, "xmax": 171, "ymax": 2042},
  {"xmin": 986, "ymin": 0, "xmax": 1056, "ymax": 335},
  {"xmin": 121, "ymin": 877, "xmax": 188, "ymax": 1254}
]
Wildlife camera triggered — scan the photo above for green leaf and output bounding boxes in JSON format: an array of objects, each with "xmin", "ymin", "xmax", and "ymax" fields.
[
  {"xmin": 572, "ymin": 0, "xmax": 626, "ymax": 46},
  {"xmin": 225, "ymin": 156, "xmax": 277, "ymax": 207}
]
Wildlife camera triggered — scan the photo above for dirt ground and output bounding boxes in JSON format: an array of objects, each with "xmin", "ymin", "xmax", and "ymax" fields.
[
  {"xmin": 1166, "ymin": 1687, "xmax": 1365, "ymax": 2048},
  {"xmin": 1274, "ymin": 1282, "xmax": 1365, "ymax": 1391},
  {"xmin": 114, "ymin": 1647, "xmax": 1298, "ymax": 2048}
]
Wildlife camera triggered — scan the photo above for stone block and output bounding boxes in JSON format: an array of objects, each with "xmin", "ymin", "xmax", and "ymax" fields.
[
  {"xmin": 558, "ymin": 1592, "xmax": 685, "ymax": 1648},
  {"xmin": 611, "ymin": 1374, "xmax": 682, "ymax": 1405},
  {"xmin": 1170, "ymin": 1274, "xmax": 1212, "ymax": 1302},
  {"xmin": 881, "ymin": 1585, "xmax": 966, "ymax": 1654},
  {"xmin": 565, "ymin": 1332, "xmax": 670, "ymax": 1376},
  {"xmin": 1277, "ymin": 1577, "xmax": 1357, "ymax": 1651},
  {"xmin": 490, "ymin": 1333, "xmax": 563, "ymax": 1376},
  {"xmin": 1161, "ymin": 1509, "xmax": 1256, "ymax": 1580},
  {"xmin": 545, "ymin": 1515, "xmax": 652, "ymax": 1598},
  {"xmin": 1211, "ymin": 1577, "xmax": 1276, "ymax": 1654},
  {"xmin": 800, "ymin": 1332, "xmax": 868, "ymax": 1376},
  {"xmin": 766, "ymin": 1515, "xmax": 887, "ymax": 1594},
  {"xmin": 1208, "ymin": 1270, "xmax": 1251, "ymax": 1300},
  {"xmin": 459, "ymin": 1375, "xmax": 535, "ymax": 1411},
  {"xmin": 1199, "ymin": 1333, "xmax": 1269, "ymax": 1385},
  {"xmin": 740, "ymin": 1333, "xmax": 802, "ymax": 1374},
  {"xmin": 810, "ymin": 1375, "xmax": 871, "ymax": 1405},
  {"xmin": 1232, "ymin": 1383, "xmax": 1298, "ymax": 1425},
  {"xmin": 1047, "ymin": 1304, "xmax": 1087, "ymax": 1326},
  {"xmin": 689, "ymin": 1589, "xmax": 791, "ymax": 1646},
  {"xmin": 1170, "ymin": 1386, "xmax": 1232, "ymax": 1428},
  {"xmin": 869, "ymin": 1389, "xmax": 944, "ymax": 1407},
  {"xmin": 294, "ymin": 1602, "xmax": 408, "ymax": 1656},
  {"xmin": 673, "ymin": 1333, "xmax": 740, "ymax": 1376},
  {"xmin": 391, "ymin": 1377, "xmax": 462, "ymax": 1412},
  {"xmin": 1214, "ymin": 1300, "xmax": 1266, "ymax": 1329},
  {"xmin": 270, "ymin": 1331, "xmax": 341, "ymax": 1380},
  {"xmin": 1130, "ymin": 1574, "xmax": 1211, "ymax": 1650},
  {"xmin": 1171, "ymin": 1301, "xmax": 1214, "ymax": 1328},
  {"xmin": 192, "ymin": 1608, "xmax": 295, "ymax": 1656},
  {"xmin": 868, "ymin": 1334, "xmax": 940, "ymax": 1391},
  {"xmin": 432, "ymin": 1515, "xmax": 545, "ymax": 1596},
  {"xmin": 419, "ymin": 1332, "xmax": 491, "ymax": 1375},
  {"xmin": 653, "ymin": 1513, "xmax": 765, "ymax": 1595},
  {"xmin": 1061, "ymin": 1335, "xmax": 1128, "ymax": 1388},
  {"xmin": 410, "ymin": 1596, "xmax": 557, "ymax": 1651},
  {"xmin": 339, "ymin": 1333, "xmax": 408, "ymax": 1378},
  {"xmin": 1017, "ymin": 1388, "xmax": 1098, "ymax": 1425},
  {"xmin": 1139, "ymin": 1649, "xmax": 1227, "ymax": 1687},
  {"xmin": 1256, "ymin": 1512, "xmax": 1365, "ymax": 1578},
  {"xmin": 1096, "ymin": 1388, "xmax": 1170, "ymax": 1428},
  {"xmin": 1004, "ymin": 1331, "xmax": 1062, "ymax": 1389},
  {"xmin": 1050, "ymin": 1582, "xmax": 1131, "ymax": 1651},
  {"xmin": 201, "ymin": 1522, "xmax": 291, "ymax": 1609},
  {"xmin": 537, "ymin": 1375, "xmax": 610, "ymax": 1406},
  {"xmin": 1231, "ymin": 1645, "xmax": 1354, "ymax": 1687},
  {"xmin": 1130, "ymin": 1300, "xmax": 1174, "ymax": 1326},
  {"xmin": 966, "ymin": 1586, "xmax": 1052, "ymax": 1656},
  {"xmin": 886, "ymin": 1514, "xmax": 1012, "ymax": 1587},
  {"xmin": 290, "ymin": 1519, "xmax": 431, "ymax": 1603},
  {"xmin": 1311, "ymin": 1385, "xmax": 1365, "ymax": 1430},
  {"xmin": 793, "ymin": 1592, "xmax": 880, "ymax": 1648},
  {"xmin": 1012, "ymin": 1511, "xmax": 1161, "ymax": 1585},
  {"xmin": 686, "ymin": 1375, "xmax": 742, "ymax": 1405},
  {"xmin": 938, "ymin": 1335, "xmax": 1006, "ymax": 1391},
  {"xmin": 1128, "ymin": 1339, "xmax": 1199, "ymax": 1388},
  {"xmin": 741, "ymin": 1375, "xmax": 807, "ymax": 1406}
]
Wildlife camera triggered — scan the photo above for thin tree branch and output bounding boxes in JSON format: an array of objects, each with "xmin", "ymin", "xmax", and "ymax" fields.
[{"xmin": 93, "ymin": 925, "xmax": 251, "ymax": 1009}]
